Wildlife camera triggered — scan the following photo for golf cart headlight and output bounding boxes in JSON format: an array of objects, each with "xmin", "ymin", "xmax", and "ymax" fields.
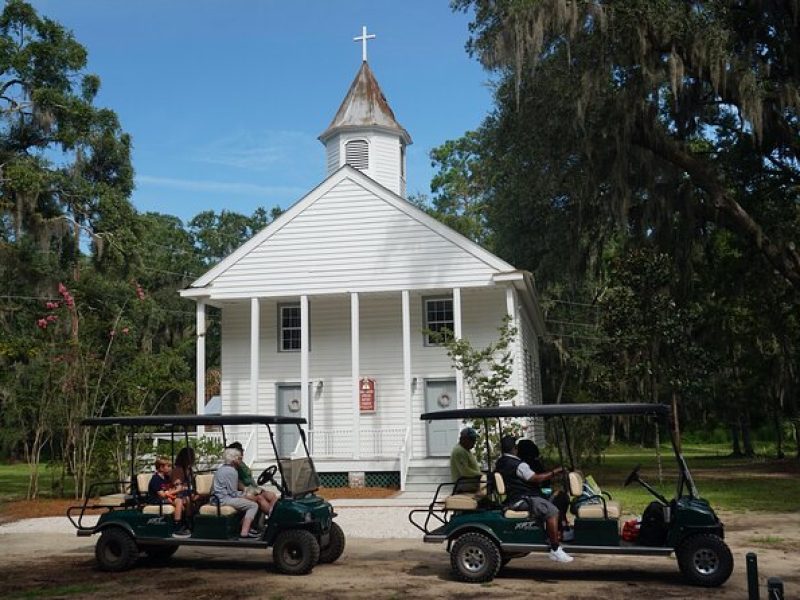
[{"xmin": 304, "ymin": 512, "xmax": 313, "ymax": 523}]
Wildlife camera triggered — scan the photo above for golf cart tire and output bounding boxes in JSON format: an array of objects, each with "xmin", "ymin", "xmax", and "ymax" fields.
[
  {"xmin": 95, "ymin": 527, "xmax": 138, "ymax": 572},
  {"xmin": 318, "ymin": 522, "xmax": 345, "ymax": 564},
  {"xmin": 450, "ymin": 532, "xmax": 502, "ymax": 583},
  {"xmin": 139, "ymin": 544, "xmax": 179, "ymax": 562},
  {"xmin": 676, "ymin": 533, "xmax": 734, "ymax": 587},
  {"xmin": 273, "ymin": 529, "xmax": 320, "ymax": 575}
]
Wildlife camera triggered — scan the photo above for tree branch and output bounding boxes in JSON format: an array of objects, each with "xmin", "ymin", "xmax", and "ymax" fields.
[{"xmin": 633, "ymin": 123, "xmax": 800, "ymax": 290}]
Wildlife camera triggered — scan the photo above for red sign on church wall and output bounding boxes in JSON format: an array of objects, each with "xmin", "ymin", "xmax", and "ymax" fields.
[{"xmin": 359, "ymin": 378, "xmax": 376, "ymax": 413}]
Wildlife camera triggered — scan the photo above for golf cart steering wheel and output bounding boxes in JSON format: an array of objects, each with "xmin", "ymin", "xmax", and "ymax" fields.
[
  {"xmin": 257, "ymin": 465, "xmax": 278, "ymax": 486},
  {"xmin": 624, "ymin": 464, "xmax": 641, "ymax": 487}
]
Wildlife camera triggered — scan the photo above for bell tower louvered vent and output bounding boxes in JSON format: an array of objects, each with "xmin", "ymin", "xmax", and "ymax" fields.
[{"xmin": 345, "ymin": 139, "xmax": 369, "ymax": 170}]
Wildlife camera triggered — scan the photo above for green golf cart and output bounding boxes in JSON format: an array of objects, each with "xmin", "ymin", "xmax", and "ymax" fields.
[
  {"xmin": 67, "ymin": 414, "xmax": 345, "ymax": 574},
  {"xmin": 408, "ymin": 403, "xmax": 733, "ymax": 587}
]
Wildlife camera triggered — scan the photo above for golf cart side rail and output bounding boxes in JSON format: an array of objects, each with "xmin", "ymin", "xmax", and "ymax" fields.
[
  {"xmin": 421, "ymin": 403, "xmax": 670, "ymax": 421},
  {"xmin": 81, "ymin": 414, "xmax": 307, "ymax": 427}
]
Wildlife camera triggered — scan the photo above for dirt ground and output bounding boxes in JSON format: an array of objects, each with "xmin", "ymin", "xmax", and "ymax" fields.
[{"xmin": 0, "ymin": 511, "xmax": 797, "ymax": 599}]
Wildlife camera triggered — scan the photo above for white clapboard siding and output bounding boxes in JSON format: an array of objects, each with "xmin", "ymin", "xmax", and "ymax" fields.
[
  {"xmin": 205, "ymin": 177, "xmax": 502, "ymax": 298},
  {"xmin": 220, "ymin": 286, "xmax": 518, "ymax": 464},
  {"xmin": 325, "ymin": 134, "xmax": 340, "ymax": 176}
]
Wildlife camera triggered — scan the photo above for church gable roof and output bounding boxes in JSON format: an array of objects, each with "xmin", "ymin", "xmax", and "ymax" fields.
[
  {"xmin": 184, "ymin": 166, "xmax": 515, "ymax": 299},
  {"xmin": 319, "ymin": 62, "xmax": 412, "ymax": 144}
]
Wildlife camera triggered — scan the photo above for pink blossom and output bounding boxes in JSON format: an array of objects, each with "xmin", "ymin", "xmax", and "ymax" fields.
[
  {"xmin": 36, "ymin": 318, "xmax": 48, "ymax": 329},
  {"xmin": 57, "ymin": 283, "xmax": 75, "ymax": 307},
  {"xmin": 46, "ymin": 315, "xmax": 58, "ymax": 322},
  {"xmin": 135, "ymin": 283, "xmax": 146, "ymax": 301},
  {"xmin": 121, "ymin": 327, "xmax": 129, "ymax": 334},
  {"xmin": 45, "ymin": 301, "xmax": 60, "ymax": 310},
  {"xmin": 109, "ymin": 330, "xmax": 116, "ymax": 337}
]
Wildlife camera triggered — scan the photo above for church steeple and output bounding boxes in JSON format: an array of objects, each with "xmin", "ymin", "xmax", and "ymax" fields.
[{"xmin": 319, "ymin": 28, "xmax": 412, "ymax": 197}]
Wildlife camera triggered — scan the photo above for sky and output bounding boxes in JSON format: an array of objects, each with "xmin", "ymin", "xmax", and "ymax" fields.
[{"xmin": 30, "ymin": 1, "xmax": 496, "ymax": 226}]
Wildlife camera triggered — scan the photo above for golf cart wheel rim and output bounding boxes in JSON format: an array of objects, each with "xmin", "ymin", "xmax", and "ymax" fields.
[
  {"xmin": 459, "ymin": 545, "xmax": 487, "ymax": 573},
  {"xmin": 281, "ymin": 542, "xmax": 304, "ymax": 566},
  {"xmin": 104, "ymin": 539, "xmax": 122, "ymax": 562},
  {"xmin": 692, "ymin": 547, "xmax": 719, "ymax": 575}
]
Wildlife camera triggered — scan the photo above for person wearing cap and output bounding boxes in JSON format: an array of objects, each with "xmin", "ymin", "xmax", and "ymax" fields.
[
  {"xmin": 450, "ymin": 427, "xmax": 482, "ymax": 492},
  {"xmin": 495, "ymin": 435, "xmax": 574, "ymax": 563}
]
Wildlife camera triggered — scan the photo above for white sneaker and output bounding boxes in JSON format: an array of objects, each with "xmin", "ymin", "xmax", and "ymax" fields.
[{"xmin": 549, "ymin": 546, "xmax": 574, "ymax": 563}]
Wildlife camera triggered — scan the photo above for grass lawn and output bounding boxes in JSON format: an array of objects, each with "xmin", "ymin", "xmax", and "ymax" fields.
[
  {"xmin": 1, "ymin": 441, "xmax": 797, "ymax": 517},
  {"xmin": 568, "ymin": 442, "xmax": 799, "ymax": 514},
  {"xmin": 0, "ymin": 463, "xmax": 75, "ymax": 504}
]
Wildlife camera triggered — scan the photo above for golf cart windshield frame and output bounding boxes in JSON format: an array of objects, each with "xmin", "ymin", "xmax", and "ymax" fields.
[
  {"xmin": 81, "ymin": 414, "xmax": 319, "ymax": 498},
  {"xmin": 421, "ymin": 402, "xmax": 696, "ymax": 499}
]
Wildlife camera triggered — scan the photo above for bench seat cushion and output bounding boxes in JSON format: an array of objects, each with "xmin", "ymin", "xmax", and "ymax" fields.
[
  {"xmin": 142, "ymin": 504, "xmax": 175, "ymax": 515},
  {"xmin": 576, "ymin": 500, "xmax": 621, "ymax": 519},
  {"xmin": 503, "ymin": 509, "xmax": 531, "ymax": 519},
  {"xmin": 96, "ymin": 493, "xmax": 130, "ymax": 506},
  {"xmin": 444, "ymin": 494, "xmax": 479, "ymax": 511},
  {"xmin": 199, "ymin": 504, "xmax": 238, "ymax": 516}
]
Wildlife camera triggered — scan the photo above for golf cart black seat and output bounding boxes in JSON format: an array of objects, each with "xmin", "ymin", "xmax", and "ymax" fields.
[
  {"xmin": 492, "ymin": 473, "xmax": 536, "ymax": 519},
  {"xmin": 443, "ymin": 474, "xmax": 488, "ymax": 511},
  {"xmin": 568, "ymin": 471, "xmax": 621, "ymax": 519}
]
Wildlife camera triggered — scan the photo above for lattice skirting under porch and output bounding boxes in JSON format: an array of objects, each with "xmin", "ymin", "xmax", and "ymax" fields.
[{"xmin": 318, "ymin": 471, "xmax": 399, "ymax": 488}]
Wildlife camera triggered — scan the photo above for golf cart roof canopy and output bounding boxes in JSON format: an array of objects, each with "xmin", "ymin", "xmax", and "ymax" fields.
[
  {"xmin": 81, "ymin": 414, "xmax": 307, "ymax": 427},
  {"xmin": 421, "ymin": 402, "xmax": 670, "ymax": 421}
]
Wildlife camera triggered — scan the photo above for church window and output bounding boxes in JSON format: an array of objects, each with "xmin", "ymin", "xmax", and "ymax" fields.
[
  {"xmin": 424, "ymin": 297, "xmax": 454, "ymax": 346},
  {"xmin": 278, "ymin": 303, "xmax": 306, "ymax": 352},
  {"xmin": 345, "ymin": 139, "xmax": 369, "ymax": 170}
]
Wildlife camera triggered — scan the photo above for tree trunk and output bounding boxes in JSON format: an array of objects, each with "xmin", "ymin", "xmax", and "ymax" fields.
[
  {"xmin": 730, "ymin": 422, "xmax": 742, "ymax": 457},
  {"xmin": 794, "ymin": 420, "xmax": 800, "ymax": 461},
  {"xmin": 775, "ymin": 412, "xmax": 785, "ymax": 459},
  {"xmin": 609, "ymin": 418, "xmax": 616, "ymax": 445},
  {"xmin": 741, "ymin": 413, "xmax": 755, "ymax": 458},
  {"xmin": 671, "ymin": 391, "xmax": 682, "ymax": 453}
]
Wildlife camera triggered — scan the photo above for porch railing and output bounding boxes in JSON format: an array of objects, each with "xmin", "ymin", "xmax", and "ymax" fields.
[{"xmin": 307, "ymin": 426, "xmax": 407, "ymax": 459}]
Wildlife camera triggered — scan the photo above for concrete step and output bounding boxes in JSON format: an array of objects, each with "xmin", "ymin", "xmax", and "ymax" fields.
[
  {"xmin": 405, "ymin": 466, "xmax": 451, "ymax": 477},
  {"xmin": 404, "ymin": 473, "xmax": 452, "ymax": 485}
]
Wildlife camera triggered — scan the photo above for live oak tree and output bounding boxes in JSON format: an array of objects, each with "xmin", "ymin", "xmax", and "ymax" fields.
[{"xmin": 454, "ymin": 0, "xmax": 800, "ymax": 290}]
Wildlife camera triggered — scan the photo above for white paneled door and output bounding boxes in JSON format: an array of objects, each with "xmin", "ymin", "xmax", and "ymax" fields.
[{"xmin": 424, "ymin": 379, "xmax": 459, "ymax": 457}]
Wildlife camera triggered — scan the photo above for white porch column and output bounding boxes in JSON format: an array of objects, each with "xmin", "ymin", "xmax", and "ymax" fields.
[
  {"xmin": 402, "ymin": 290, "xmax": 412, "ymax": 436},
  {"xmin": 195, "ymin": 300, "xmax": 206, "ymax": 436},
  {"xmin": 350, "ymin": 292, "xmax": 361, "ymax": 460},
  {"xmin": 505, "ymin": 286, "xmax": 522, "ymax": 403},
  {"xmin": 453, "ymin": 287, "xmax": 464, "ymax": 408},
  {"xmin": 250, "ymin": 298, "xmax": 260, "ymax": 413},
  {"xmin": 300, "ymin": 295, "xmax": 310, "ymax": 430}
]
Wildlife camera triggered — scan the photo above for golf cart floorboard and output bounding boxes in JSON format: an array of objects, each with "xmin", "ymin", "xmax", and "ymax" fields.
[
  {"xmin": 502, "ymin": 543, "xmax": 673, "ymax": 556},
  {"xmin": 133, "ymin": 536, "xmax": 270, "ymax": 549}
]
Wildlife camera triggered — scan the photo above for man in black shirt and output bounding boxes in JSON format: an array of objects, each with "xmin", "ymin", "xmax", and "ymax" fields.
[{"xmin": 495, "ymin": 436, "xmax": 573, "ymax": 563}]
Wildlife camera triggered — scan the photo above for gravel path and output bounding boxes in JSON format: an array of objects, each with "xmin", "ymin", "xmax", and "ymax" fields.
[{"xmin": 0, "ymin": 505, "xmax": 422, "ymax": 538}]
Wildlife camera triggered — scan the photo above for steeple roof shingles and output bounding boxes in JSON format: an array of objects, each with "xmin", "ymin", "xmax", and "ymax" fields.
[{"xmin": 318, "ymin": 61, "xmax": 412, "ymax": 144}]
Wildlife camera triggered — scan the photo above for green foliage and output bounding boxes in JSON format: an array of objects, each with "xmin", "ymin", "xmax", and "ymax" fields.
[
  {"xmin": 427, "ymin": 315, "xmax": 518, "ymax": 409},
  {"xmin": 426, "ymin": 316, "xmax": 523, "ymax": 461},
  {"xmin": 436, "ymin": 0, "xmax": 800, "ymax": 458}
]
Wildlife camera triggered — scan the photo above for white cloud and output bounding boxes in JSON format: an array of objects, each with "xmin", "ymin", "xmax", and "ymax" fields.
[
  {"xmin": 136, "ymin": 175, "xmax": 305, "ymax": 197},
  {"xmin": 191, "ymin": 129, "xmax": 320, "ymax": 172}
]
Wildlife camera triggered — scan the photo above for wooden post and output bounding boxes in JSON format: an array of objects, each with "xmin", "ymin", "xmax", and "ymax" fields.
[
  {"xmin": 196, "ymin": 300, "xmax": 206, "ymax": 436},
  {"xmin": 300, "ymin": 295, "xmax": 310, "ymax": 430},
  {"xmin": 453, "ymin": 287, "xmax": 463, "ymax": 408},
  {"xmin": 351, "ymin": 292, "xmax": 360, "ymax": 460}
]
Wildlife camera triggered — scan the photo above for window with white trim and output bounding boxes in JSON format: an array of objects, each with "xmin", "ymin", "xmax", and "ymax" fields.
[
  {"xmin": 424, "ymin": 297, "xmax": 454, "ymax": 345},
  {"xmin": 345, "ymin": 139, "xmax": 369, "ymax": 170},
  {"xmin": 279, "ymin": 303, "xmax": 301, "ymax": 351}
]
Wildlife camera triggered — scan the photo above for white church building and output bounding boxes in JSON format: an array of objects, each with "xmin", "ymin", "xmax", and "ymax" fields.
[{"xmin": 181, "ymin": 39, "xmax": 546, "ymax": 490}]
